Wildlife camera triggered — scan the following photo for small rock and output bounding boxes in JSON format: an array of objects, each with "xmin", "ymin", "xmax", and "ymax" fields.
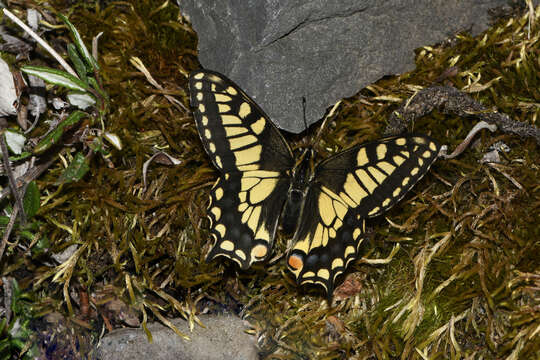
[
  {"xmin": 27, "ymin": 74, "xmax": 47, "ymax": 121},
  {"xmin": 94, "ymin": 314, "xmax": 258, "ymax": 360},
  {"xmin": 481, "ymin": 141, "xmax": 510, "ymax": 163},
  {"xmin": 333, "ymin": 272, "xmax": 365, "ymax": 302},
  {"xmin": 481, "ymin": 149, "xmax": 501, "ymax": 163},
  {"xmin": 27, "ymin": 9, "xmax": 42, "ymax": 31},
  {"xmin": 51, "ymin": 244, "xmax": 78, "ymax": 263},
  {"xmin": 103, "ymin": 299, "xmax": 140, "ymax": 327},
  {"xmin": 325, "ymin": 315, "xmax": 346, "ymax": 341}
]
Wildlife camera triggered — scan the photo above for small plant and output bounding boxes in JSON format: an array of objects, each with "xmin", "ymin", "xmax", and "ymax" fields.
[
  {"xmin": 0, "ymin": 12, "xmax": 121, "ymax": 354},
  {"xmin": 0, "ymin": 278, "xmax": 40, "ymax": 360},
  {"xmin": 3, "ymin": 9, "xmax": 120, "ymax": 161},
  {"xmin": 0, "ymin": 9, "xmax": 120, "ymax": 260}
]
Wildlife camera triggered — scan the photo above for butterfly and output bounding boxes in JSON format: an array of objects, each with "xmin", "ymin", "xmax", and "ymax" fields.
[{"xmin": 189, "ymin": 69, "xmax": 440, "ymax": 295}]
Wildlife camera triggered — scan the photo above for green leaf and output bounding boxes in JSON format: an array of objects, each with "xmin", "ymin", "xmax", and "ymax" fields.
[
  {"xmin": 0, "ymin": 216, "xmax": 10, "ymax": 227},
  {"xmin": 19, "ymin": 230, "xmax": 35, "ymax": 241},
  {"xmin": 0, "ymin": 340, "xmax": 10, "ymax": 357},
  {"xmin": 9, "ymin": 152, "xmax": 32, "ymax": 161},
  {"xmin": 33, "ymin": 110, "xmax": 86, "ymax": 154},
  {"xmin": 22, "ymin": 181, "xmax": 40, "ymax": 219},
  {"xmin": 88, "ymin": 137, "xmax": 105, "ymax": 153},
  {"xmin": 10, "ymin": 338, "xmax": 24, "ymax": 350},
  {"xmin": 59, "ymin": 110, "xmax": 87, "ymax": 128},
  {"xmin": 67, "ymin": 43, "xmax": 88, "ymax": 83},
  {"xmin": 87, "ymin": 76, "xmax": 109, "ymax": 102},
  {"xmin": 10, "ymin": 278, "xmax": 21, "ymax": 298},
  {"xmin": 58, "ymin": 14, "xmax": 99, "ymax": 72},
  {"xmin": 32, "ymin": 236, "xmax": 49, "ymax": 255},
  {"xmin": 21, "ymin": 66, "xmax": 88, "ymax": 92},
  {"xmin": 56, "ymin": 152, "xmax": 90, "ymax": 184}
]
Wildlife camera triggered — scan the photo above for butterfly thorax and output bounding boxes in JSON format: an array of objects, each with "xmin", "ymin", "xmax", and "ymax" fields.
[{"xmin": 281, "ymin": 148, "xmax": 315, "ymax": 235}]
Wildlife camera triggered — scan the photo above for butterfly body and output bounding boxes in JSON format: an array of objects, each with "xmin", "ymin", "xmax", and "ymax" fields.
[
  {"xmin": 189, "ymin": 69, "xmax": 440, "ymax": 295},
  {"xmin": 281, "ymin": 148, "xmax": 314, "ymax": 235}
]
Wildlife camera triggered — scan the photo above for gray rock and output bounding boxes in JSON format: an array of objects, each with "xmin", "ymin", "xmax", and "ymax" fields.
[
  {"xmin": 179, "ymin": 0, "xmax": 516, "ymax": 133},
  {"xmin": 95, "ymin": 314, "xmax": 258, "ymax": 360}
]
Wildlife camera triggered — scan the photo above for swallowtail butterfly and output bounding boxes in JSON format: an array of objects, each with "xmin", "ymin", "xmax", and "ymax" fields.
[{"xmin": 189, "ymin": 70, "xmax": 440, "ymax": 295}]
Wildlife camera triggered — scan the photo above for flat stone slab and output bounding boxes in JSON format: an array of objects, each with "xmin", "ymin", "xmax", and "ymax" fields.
[
  {"xmin": 179, "ymin": 0, "xmax": 519, "ymax": 133},
  {"xmin": 94, "ymin": 314, "xmax": 258, "ymax": 360}
]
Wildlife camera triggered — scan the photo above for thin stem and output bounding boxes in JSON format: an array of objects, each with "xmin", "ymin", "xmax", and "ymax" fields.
[
  {"xmin": 0, "ymin": 205, "xmax": 19, "ymax": 262},
  {"xmin": 0, "ymin": 157, "xmax": 56, "ymax": 202},
  {"xmin": 0, "ymin": 133, "xmax": 26, "ymax": 225},
  {"xmin": 313, "ymin": 100, "xmax": 342, "ymax": 143},
  {"xmin": 2, "ymin": 8, "xmax": 78, "ymax": 78}
]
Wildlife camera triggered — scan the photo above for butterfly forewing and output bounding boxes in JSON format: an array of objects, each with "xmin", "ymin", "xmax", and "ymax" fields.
[
  {"xmin": 189, "ymin": 70, "xmax": 295, "ymax": 268},
  {"xmin": 287, "ymin": 135, "xmax": 440, "ymax": 293},
  {"xmin": 315, "ymin": 135, "xmax": 440, "ymax": 218},
  {"xmin": 189, "ymin": 70, "xmax": 294, "ymax": 172}
]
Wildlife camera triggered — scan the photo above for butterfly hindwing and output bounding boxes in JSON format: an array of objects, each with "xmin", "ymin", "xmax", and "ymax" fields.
[
  {"xmin": 287, "ymin": 135, "xmax": 440, "ymax": 293},
  {"xmin": 206, "ymin": 172, "xmax": 291, "ymax": 269},
  {"xmin": 189, "ymin": 70, "xmax": 295, "ymax": 268},
  {"xmin": 287, "ymin": 185, "xmax": 366, "ymax": 295}
]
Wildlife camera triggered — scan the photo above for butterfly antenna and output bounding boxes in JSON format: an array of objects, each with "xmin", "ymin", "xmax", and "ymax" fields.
[
  {"xmin": 313, "ymin": 100, "xmax": 342, "ymax": 145},
  {"xmin": 302, "ymin": 96, "xmax": 309, "ymax": 131}
]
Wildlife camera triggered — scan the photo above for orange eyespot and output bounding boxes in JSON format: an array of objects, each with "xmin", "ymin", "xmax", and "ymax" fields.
[{"xmin": 288, "ymin": 254, "xmax": 304, "ymax": 271}]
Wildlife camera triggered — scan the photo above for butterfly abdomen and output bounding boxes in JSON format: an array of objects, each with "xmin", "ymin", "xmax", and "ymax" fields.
[
  {"xmin": 281, "ymin": 189, "xmax": 304, "ymax": 234},
  {"xmin": 281, "ymin": 149, "xmax": 314, "ymax": 234}
]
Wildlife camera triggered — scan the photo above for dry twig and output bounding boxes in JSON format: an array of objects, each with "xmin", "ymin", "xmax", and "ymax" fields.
[{"xmin": 384, "ymin": 85, "xmax": 540, "ymax": 144}]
